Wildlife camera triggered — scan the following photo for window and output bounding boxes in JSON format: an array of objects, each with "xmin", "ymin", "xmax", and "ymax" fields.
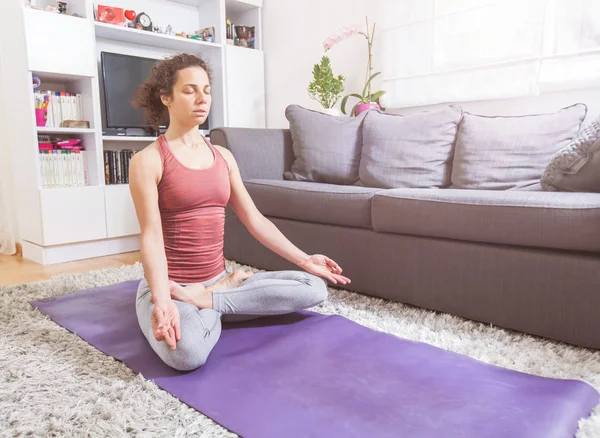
[{"xmin": 380, "ymin": 0, "xmax": 600, "ymax": 107}]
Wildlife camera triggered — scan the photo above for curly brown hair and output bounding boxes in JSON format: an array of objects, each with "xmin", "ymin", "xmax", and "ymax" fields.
[{"xmin": 132, "ymin": 53, "xmax": 212, "ymax": 129}]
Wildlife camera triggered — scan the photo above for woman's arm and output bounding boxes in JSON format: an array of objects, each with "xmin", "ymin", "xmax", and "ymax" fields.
[
  {"xmin": 129, "ymin": 145, "xmax": 180, "ymax": 349},
  {"xmin": 216, "ymin": 146, "xmax": 350, "ymax": 284},
  {"xmin": 129, "ymin": 145, "xmax": 171, "ymax": 306}
]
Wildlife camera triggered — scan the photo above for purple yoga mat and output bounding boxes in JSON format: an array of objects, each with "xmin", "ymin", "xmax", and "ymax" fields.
[{"xmin": 31, "ymin": 280, "xmax": 598, "ymax": 438}]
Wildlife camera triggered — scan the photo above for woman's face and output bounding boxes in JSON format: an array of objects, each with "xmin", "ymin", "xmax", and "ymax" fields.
[{"xmin": 162, "ymin": 66, "xmax": 211, "ymax": 127}]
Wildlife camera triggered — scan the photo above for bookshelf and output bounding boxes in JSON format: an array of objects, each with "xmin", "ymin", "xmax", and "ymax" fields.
[
  {"xmin": 38, "ymin": 128, "xmax": 97, "ymax": 134},
  {"xmin": 3, "ymin": 0, "xmax": 265, "ymax": 264}
]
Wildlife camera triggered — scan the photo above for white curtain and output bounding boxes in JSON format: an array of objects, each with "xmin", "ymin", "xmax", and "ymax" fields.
[
  {"xmin": 0, "ymin": 174, "xmax": 17, "ymax": 255},
  {"xmin": 379, "ymin": 0, "xmax": 600, "ymax": 108},
  {"xmin": 0, "ymin": 46, "xmax": 16, "ymax": 255}
]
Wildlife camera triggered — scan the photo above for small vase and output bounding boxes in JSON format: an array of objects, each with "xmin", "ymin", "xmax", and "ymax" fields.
[
  {"xmin": 321, "ymin": 107, "xmax": 342, "ymax": 117},
  {"xmin": 354, "ymin": 102, "xmax": 380, "ymax": 116}
]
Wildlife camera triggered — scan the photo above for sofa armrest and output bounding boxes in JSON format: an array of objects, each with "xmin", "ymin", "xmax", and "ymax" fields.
[{"xmin": 210, "ymin": 127, "xmax": 294, "ymax": 181}]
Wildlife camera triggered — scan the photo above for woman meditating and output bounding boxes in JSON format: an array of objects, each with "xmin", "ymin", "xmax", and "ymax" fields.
[{"xmin": 129, "ymin": 53, "xmax": 350, "ymax": 371}]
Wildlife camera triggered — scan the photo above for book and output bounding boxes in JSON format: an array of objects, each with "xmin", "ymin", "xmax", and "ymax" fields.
[
  {"xmin": 103, "ymin": 149, "xmax": 136, "ymax": 185},
  {"xmin": 39, "ymin": 148, "xmax": 87, "ymax": 188},
  {"xmin": 104, "ymin": 151, "xmax": 110, "ymax": 185},
  {"xmin": 76, "ymin": 93, "xmax": 83, "ymax": 121}
]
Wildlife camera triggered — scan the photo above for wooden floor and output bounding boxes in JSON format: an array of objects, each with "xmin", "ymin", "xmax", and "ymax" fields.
[{"xmin": 0, "ymin": 251, "xmax": 142, "ymax": 287}]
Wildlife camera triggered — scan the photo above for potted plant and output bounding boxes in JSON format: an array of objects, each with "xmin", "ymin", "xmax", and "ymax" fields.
[
  {"xmin": 307, "ymin": 55, "xmax": 345, "ymax": 116},
  {"xmin": 324, "ymin": 17, "xmax": 386, "ymax": 116}
]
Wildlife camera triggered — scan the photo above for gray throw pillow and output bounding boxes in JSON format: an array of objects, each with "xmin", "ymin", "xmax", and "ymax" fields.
[
  {"xmin": 451, "ymin": 104, "xmax": 587, "ymax": 190},
  {"xmin": 284, "ymin": 105, "xmax": 367, "ymax": 185},
  {"xmin": 541, "ymin": 114, "xmax": 600, "ymax": 192},
  {"xmin": 358, "ymin": 106, "xmax": 463, "ymax": 188}
]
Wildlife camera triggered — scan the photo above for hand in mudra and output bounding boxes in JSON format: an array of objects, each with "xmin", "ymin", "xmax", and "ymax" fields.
[
  {"xmin": 152, "ymin": 299, "xmax": 181, "ymax": 350},
  {"xmin": 300, "ymin": 254, "xmax": 351, "ymax": 285}
]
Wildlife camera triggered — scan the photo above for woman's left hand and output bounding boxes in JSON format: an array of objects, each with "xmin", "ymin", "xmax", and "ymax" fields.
[{"xmin": 299, "ymin": 254, "xmax": 351, "ymax": 285}]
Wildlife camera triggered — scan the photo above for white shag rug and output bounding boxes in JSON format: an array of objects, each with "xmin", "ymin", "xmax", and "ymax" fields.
[{"xmin": 1, "ymin": 260, "xmax": 599, "ymax": 437}]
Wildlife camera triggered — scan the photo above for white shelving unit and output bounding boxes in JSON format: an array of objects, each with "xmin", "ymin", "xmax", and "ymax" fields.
[
  {"xmin": 3, "ymin": 0, "xmax": 265, "ymax": 265},
  {"xmin": 102, "ymin": 136, "xmax": 157, "ymax": 142},
  {"xmin": 94, "ymin": 21, "xmax": 222, "ymax": 52},
  {"xmin": 38, "ymin": 127, "xmax": 97, "ymax": 134},
  {"xmin": 226, "ymin": 0, "xmax": 262, "ymax": 14}
]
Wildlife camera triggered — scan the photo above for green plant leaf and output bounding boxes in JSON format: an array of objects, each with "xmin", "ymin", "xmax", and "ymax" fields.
[
  {"xmin": 341, "ymin": 94, "xmax": 350, "ymax": 115},
  {"xmin": 370, "ymin": 90, "xmax": 386, "ymax": 102},
  {"xmin": 361, "ymin": 71, "xmax": 382, "ymax": 101},
  {"xmin": 368, "ymin": 71, "xmax": 382, "ymax": 82},
  {"xmin": 341, "ymin": 93, "xmax": 364, "ymax": 115}
]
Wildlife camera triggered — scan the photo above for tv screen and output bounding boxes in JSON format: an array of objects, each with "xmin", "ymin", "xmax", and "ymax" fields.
[
  {"xmin": 100, "ymin": 52, "xmax": 210, "ymax": 131},
  {"xmin": 101, "ymin": 52, "xmax": 158, "ymax": 129}
]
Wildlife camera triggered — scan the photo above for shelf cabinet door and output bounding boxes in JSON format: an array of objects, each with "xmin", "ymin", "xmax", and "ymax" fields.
[
  {"xmin": 225, "ymin": 46, "xmax": 266, "ymax": 128},
  {"xmin": 24, "ymin": 8, "xmax": 96, "ymax": 77},
  {"xmin": 40, "ymin": 187, "xmax": 107, "ymax": 245},
  {"xmin": 105, "ymin": 185, "xmax": 140, "ymax": 238}
]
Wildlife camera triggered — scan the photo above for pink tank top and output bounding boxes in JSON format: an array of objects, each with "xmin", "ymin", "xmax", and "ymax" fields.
[{"xmin": 157, "ymin": 135, "xmax": 231, "ymax": 283}]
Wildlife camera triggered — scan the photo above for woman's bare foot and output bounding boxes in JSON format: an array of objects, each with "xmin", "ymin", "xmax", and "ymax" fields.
[
  {"xmin": 168, "ymin": 280, "xmax": 213, "ymax": 309},
  {"xmin": 156, "ymin": 271, "xmax": 254, "ymax": 309},
  {"xmin": 209, "ymin": 270, "xmax": 254, "ymax": 291}
]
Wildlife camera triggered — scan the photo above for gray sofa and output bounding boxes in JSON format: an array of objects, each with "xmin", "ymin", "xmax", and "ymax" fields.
[{"xmin": 210, "ymin": 106, "xmax": 600, "ymax": 350}]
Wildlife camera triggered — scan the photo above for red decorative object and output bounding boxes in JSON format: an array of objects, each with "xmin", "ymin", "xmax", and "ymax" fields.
[
  {"xmin": 97, "ymin": 5, "xmax": 125, "ymax": 25},
  {"xmin": 124, "ymin": 10, "xmax": 136, "ymax": 21}
]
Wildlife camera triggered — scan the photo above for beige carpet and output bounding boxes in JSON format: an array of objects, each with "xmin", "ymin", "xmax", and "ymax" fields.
[{"xmin": 1, "ymin": 260, "xmax": 599, "ymax": 437}]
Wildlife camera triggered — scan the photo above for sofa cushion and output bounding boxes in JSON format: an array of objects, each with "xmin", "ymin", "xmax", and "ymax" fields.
[
  {"xmin": 245, "ymin": 179, "xmax": 383, "ymax": 228},
  {"xmin": 372, "ymin": 189, "xmax": 600, "ymax": 252},
  {"xmin": 358, "ymin": 106, "xmax": 463, "ymax": 189},
  {"xmin": 451, "ymin": 104, "xmax": 587, "ymax": 190},
  {"xmin": 541, "ymin": 113, "xmax": 600, "ymax": 193},
  {"xmin": 283, "ymin": 105, "xmax": 367, "ymax": 185}
]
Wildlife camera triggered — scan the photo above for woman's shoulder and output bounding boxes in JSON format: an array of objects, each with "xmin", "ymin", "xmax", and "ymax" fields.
[
  {"xmin": 212, "ymin": 143, "xmax": 231, "ymax": 158},
  {"xmin": 129, "ymin": 141, "xmax": 163, "ymax": 180},
  {"xmin": 212, "ymin": 143, "xmax": 234, "ymax": 165},
  {"xmin": 131, "ymin": 141, "xmax": 161, "ymax": 164}
]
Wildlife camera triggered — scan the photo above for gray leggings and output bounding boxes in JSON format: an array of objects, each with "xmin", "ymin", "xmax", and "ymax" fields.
[{"xmin": 136, "ymin": 270, "xmax": 328, "ymax": 371}]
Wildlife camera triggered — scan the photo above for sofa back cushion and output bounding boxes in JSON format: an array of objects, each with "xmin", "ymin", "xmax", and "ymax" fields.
[
  {"xmin": 541, "ymin": 113, "xmax": 600, "ymax": 193},
  {"xmin": 450, "ymin": 104, "xmax": 587, "ymax": 190},
  {"xmin": 283, "ymin": 105, "xmax": 366, "ymax": 185},
  {"xmin": 358, "ymin": 106, "xmax": 463, "ymax": 188}
]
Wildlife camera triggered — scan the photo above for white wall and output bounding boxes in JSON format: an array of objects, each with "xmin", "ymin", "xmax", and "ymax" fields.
[{"xmin": 262, "ymin": 0, "xmax": 370, "ymax": 128}]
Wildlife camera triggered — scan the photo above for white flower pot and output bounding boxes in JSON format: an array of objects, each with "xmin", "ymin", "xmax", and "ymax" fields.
[{"xmin": 321, "ymin": 107, "xmax": 342, "ymax": 117}]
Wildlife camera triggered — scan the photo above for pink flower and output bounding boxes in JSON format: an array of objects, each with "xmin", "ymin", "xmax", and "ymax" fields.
[
  {"xmin": 343, "ymin": 25, "xmax": 360, "ymax": 37},
  {"xmin": 323, "ymin": 24, "xmax": 361, "ymax": 51},
  {"xmin": 323, "ymin": 37, "xmax": 336, "ymax": 51}
]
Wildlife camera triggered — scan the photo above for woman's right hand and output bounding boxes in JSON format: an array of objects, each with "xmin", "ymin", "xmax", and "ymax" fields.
[{"xmin": 151, "ymin": 299, "xmax": 181, "ymax": 350}]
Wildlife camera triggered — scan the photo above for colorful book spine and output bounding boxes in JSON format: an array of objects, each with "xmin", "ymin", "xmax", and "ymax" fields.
[{"xmin": 39, "ymin": 149, "xmax": 87, "ymax": 188}]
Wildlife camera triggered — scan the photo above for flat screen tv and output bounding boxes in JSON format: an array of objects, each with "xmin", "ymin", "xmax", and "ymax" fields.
[{"xmin": 100, "ymin": 51, "xmax": 209, "ymax": 132}]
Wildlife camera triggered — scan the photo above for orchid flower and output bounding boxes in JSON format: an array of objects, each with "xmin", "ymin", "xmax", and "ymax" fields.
[{"xmin": 323, "ymin": 25, "xmax": 361, "ymax": 51}]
